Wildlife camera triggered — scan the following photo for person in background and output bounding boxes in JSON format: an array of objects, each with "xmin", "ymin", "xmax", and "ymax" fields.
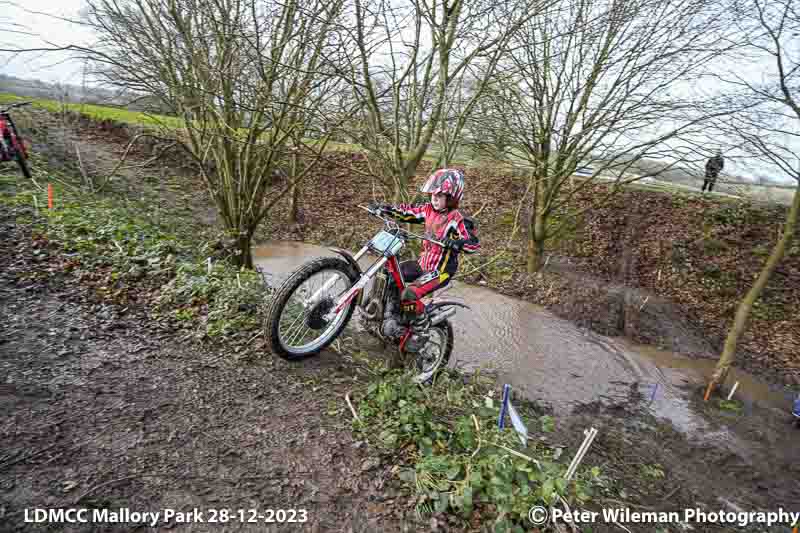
[{"xmin": 702, "ymin": 151, "xmax": 725, "ymax": 193}]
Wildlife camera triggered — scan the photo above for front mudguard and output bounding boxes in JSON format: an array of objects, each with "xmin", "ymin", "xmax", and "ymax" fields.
[
  {"xmin": 330, "ymin": 247, "xmax": 365, "ymax": 305},
  {"xmin": 329, "ymin": 247, "xmax": 362, "ymax": 276}
]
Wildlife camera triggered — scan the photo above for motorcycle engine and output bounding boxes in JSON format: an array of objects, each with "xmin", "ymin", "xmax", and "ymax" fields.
[
  {"xmin": 381, "ymin": 293, "xmax": 430, "ymax": 352},
  {"xmin": 381, "ymin": 295, "xmax": 405, "ymax": 339}
]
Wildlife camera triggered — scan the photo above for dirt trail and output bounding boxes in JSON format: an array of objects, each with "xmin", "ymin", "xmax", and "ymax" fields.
[{"xmin": 0, "ymin": 210, "xmax": 413, "ymax": 532}]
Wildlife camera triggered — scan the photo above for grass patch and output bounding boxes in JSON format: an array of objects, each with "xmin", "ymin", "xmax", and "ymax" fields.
[
  {"xmin": 0, "ymin": 92, "xmax": 182, "ymax": 129},
  {"xmin": 716, "ymin": 399, "xmax": 744, "ymax": 413}
]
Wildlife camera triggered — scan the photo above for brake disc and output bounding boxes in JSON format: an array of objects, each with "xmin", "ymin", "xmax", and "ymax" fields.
[{"xmin": 305, "ymin": 297, "xmax": 334, "ymax": 330}]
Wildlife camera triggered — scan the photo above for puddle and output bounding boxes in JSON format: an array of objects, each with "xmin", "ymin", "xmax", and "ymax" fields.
[{"xmin": 253, "ymin": 241, "xmax": 794, "ymax": 437}]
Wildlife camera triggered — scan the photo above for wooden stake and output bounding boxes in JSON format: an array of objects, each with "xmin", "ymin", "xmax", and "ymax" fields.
[
  {"xmin": 726, "ymin": 381, "xmax": 739, "ymax": 401},
  {"xmin": 345, "ymin": 393, "xmax": 361, "ymax": 424},
  {"xmin": 47, "ymin": 183, "xmax": 53, "ymax": 209}
]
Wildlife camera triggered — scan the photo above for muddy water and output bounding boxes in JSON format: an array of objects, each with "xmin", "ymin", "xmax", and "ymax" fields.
[{"xmin": 253, "ymin": 241, "xmax": 793, "ymax": 434}]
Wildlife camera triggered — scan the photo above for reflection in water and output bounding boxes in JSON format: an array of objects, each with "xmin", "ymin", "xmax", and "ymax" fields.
[{"xmin": 253, "ymin": 241, "xmax": 792, "ymax": 435}]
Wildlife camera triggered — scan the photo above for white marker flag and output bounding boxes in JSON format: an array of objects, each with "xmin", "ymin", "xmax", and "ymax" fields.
[{"xmin": 507, "ymin": 397, "xmax": 529, "ymax": 446}]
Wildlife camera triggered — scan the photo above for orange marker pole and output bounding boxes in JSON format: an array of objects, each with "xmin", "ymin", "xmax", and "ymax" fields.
[
  {"xmin": 47, "ymin": 183, "xmax": 53, "ymax": 210},
  {"xmin": 703, "ymin": 382, "xmax": 713, "ymax": 402},
  {"xmin": 793, "ymin": 526, "xmax": 798, "ymax": 533}
]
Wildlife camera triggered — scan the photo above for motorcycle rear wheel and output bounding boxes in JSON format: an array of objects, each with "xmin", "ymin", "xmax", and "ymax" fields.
[
  {"xmin": 412, "ymin": 319, "xmax": 453, "ymax": 384},
  {"xmin": 15, "ymin": 153, "xmax": 31, "ymax": 179},
  {"xmin": 265, "ymin": 257, "xmax": 359, "ymax": 360}
]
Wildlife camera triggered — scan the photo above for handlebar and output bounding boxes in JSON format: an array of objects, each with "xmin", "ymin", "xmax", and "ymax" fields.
[
  {"xmin": 358, "ymin": 204, "xmax": 446, "ymax": 247},
  {"xmin": 0, "ymin": 101, "xmax": 33, "ymax": 114}
]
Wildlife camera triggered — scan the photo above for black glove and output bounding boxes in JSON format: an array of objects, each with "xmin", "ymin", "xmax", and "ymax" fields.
[
  {"xmin": 368, "ymin": 202, "xmax": 388, "ymax": 214},
  {"xmin": 442, "ymin": 238, "xmax": 463, "ymax": 252}
]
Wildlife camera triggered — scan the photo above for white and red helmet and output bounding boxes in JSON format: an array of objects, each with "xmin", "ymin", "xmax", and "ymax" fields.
[{"xmin": 420, "ymin": 168, "xmax": 465, "ymax": 203}]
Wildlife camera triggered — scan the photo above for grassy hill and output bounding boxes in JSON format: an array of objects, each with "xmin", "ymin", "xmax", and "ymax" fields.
[{"xmin": 0, "ymin": 92, "xmax": 182, "ymax": 128}]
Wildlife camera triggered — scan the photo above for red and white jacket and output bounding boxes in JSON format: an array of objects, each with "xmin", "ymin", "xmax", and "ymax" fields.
[{"xmin": 382, "ymin": 203, "xmax": 479, "ymax": 275}]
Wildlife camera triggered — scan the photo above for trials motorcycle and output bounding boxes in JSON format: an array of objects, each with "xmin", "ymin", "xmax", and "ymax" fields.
[{"xmin": 264, "ymin": 205, "xmax": 470, "ymax": 383}]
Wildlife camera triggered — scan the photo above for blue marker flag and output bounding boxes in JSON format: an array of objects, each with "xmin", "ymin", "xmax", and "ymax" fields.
[
  {"xmin": 498, "ymin": 384, "xmax": 528, "ymax": 446},
  {"xmin": 498, "ymin": 384, "xmax": 510, "ymax": 429}
]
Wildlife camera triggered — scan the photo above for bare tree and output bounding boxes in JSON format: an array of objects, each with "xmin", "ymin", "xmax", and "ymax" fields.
[
  {"xmin": 707, "ymin": 0, "xmax": 800, "ymax": 391},
  {"xmin": 341, "ymin": 0, "xmax": 535, "ymax": 202},
  {"xmin": 283, "ymin": 76, "xmax": 351, "ymax": 223},
  {"xmin": 429, "ymin": 65, "xmax": 493, "ymax": 167},
  {"xmin": 32, "ymin": 0, "xmax": 347, "ymax": 268},
  {"xmin": 0, "ymin": 2, "xmax": 36, "ymax": 39},
  {"xmin": 476, "ymin": 0, "xmax": 738, "ymax": 272}
]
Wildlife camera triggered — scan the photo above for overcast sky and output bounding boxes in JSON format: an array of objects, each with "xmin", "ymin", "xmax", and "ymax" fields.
[
  {"xmin": 1, "ymin": 0, "xmax": 797, "ymax": 185},
  {"xmin": 1, "ymin": 0, "xmax": 93, "ymax": 84}
]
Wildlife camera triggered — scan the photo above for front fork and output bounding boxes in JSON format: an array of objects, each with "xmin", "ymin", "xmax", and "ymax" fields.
[{"xmin": 321, "ymin": 247, "xmax": 402, "ymax": 320}]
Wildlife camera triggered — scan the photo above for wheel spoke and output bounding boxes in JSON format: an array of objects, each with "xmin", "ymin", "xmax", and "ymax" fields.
[
  {"xmin": 287, "ymin": 318, "xmax": 313, "ymax": 346},
  {"xmin": 281, "ymin": 305, "xmax": 305, "ymax": 331},
  {"xmin": 413, "ymin": 327, "xmax": 449, "ymax": 384},
  {"xmin": 276, "ymin": 267, "xmax": 353, "ymax": 354}
]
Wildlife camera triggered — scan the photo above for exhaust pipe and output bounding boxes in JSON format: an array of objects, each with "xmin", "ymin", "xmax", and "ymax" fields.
[
  {"xmin": 429, "ymin": 307, "xmax": 456, "ymax": 326},
  {"xmin": 361, "ymin": 298, "xmax": 381, "ymax": 321}
]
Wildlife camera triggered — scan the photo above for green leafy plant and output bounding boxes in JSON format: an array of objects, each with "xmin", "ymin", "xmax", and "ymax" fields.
[
  {"xmin": 640, "ymin": 463, "xmax": 665, "ymax": 479},
  {"xmin": 156, "ymin": 258, "xmax": 270, "ymax": 338},
  {"xmin": 717, "ymin": 399, "xmax": 744, "ymax": 413},
  {"xmin": 356, "ymin": 372, "xmax": 603, "ymax": 530},
  {"xmin": 5, "ymin": 171, "xmax": 271, "ymax": 343}
]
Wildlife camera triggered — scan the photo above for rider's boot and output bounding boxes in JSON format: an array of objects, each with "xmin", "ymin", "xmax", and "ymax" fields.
[{"xmin": 400, "ymin": 288, "xmax": 429, "ymax": 353}]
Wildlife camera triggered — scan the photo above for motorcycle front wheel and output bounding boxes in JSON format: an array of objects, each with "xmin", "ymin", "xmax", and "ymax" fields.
[
  {"xmin": 413, "ymin": 320, "xmax": 453, "ymax": 384},
  {"xmin": 265, "ymin": 257, "xmax": 359, "ymax": 360}
]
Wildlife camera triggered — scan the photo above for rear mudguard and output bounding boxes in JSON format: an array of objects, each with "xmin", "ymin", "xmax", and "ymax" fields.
[{"xmin": 427, "ymin": 300, "xmax": 471, "ymax": 312}]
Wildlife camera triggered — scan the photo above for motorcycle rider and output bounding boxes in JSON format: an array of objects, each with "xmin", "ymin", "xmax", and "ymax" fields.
[{"xmin": 369, "ymin": 168, "xmax": 480, "ymax": 340}]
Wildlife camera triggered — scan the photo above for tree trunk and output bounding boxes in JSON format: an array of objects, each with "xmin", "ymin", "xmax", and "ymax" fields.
[
  {"xmin": 289, "ymin": 151, "xmax": 300, "ymax": 223},
  {"xmin": 526, "ymin": 185, "xmax": 547, "ymax": 273},
  {"xmin": 234, "ymin": 232, "xmax": 255, "ymax": 270},
  {"xmin": 709, "ymin": 182, "xmax": 800, "ymax": 391},
  {"xmin": 289, "ymin": 184, "xmax": 300, "ymax": 223},
  {"xmin": 526, "ymin": 236, "xmax": 544, "ymax": 273},
  {"xmin": 394, "ymin": 163, "xmax": 418, "ymax": 204}
]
